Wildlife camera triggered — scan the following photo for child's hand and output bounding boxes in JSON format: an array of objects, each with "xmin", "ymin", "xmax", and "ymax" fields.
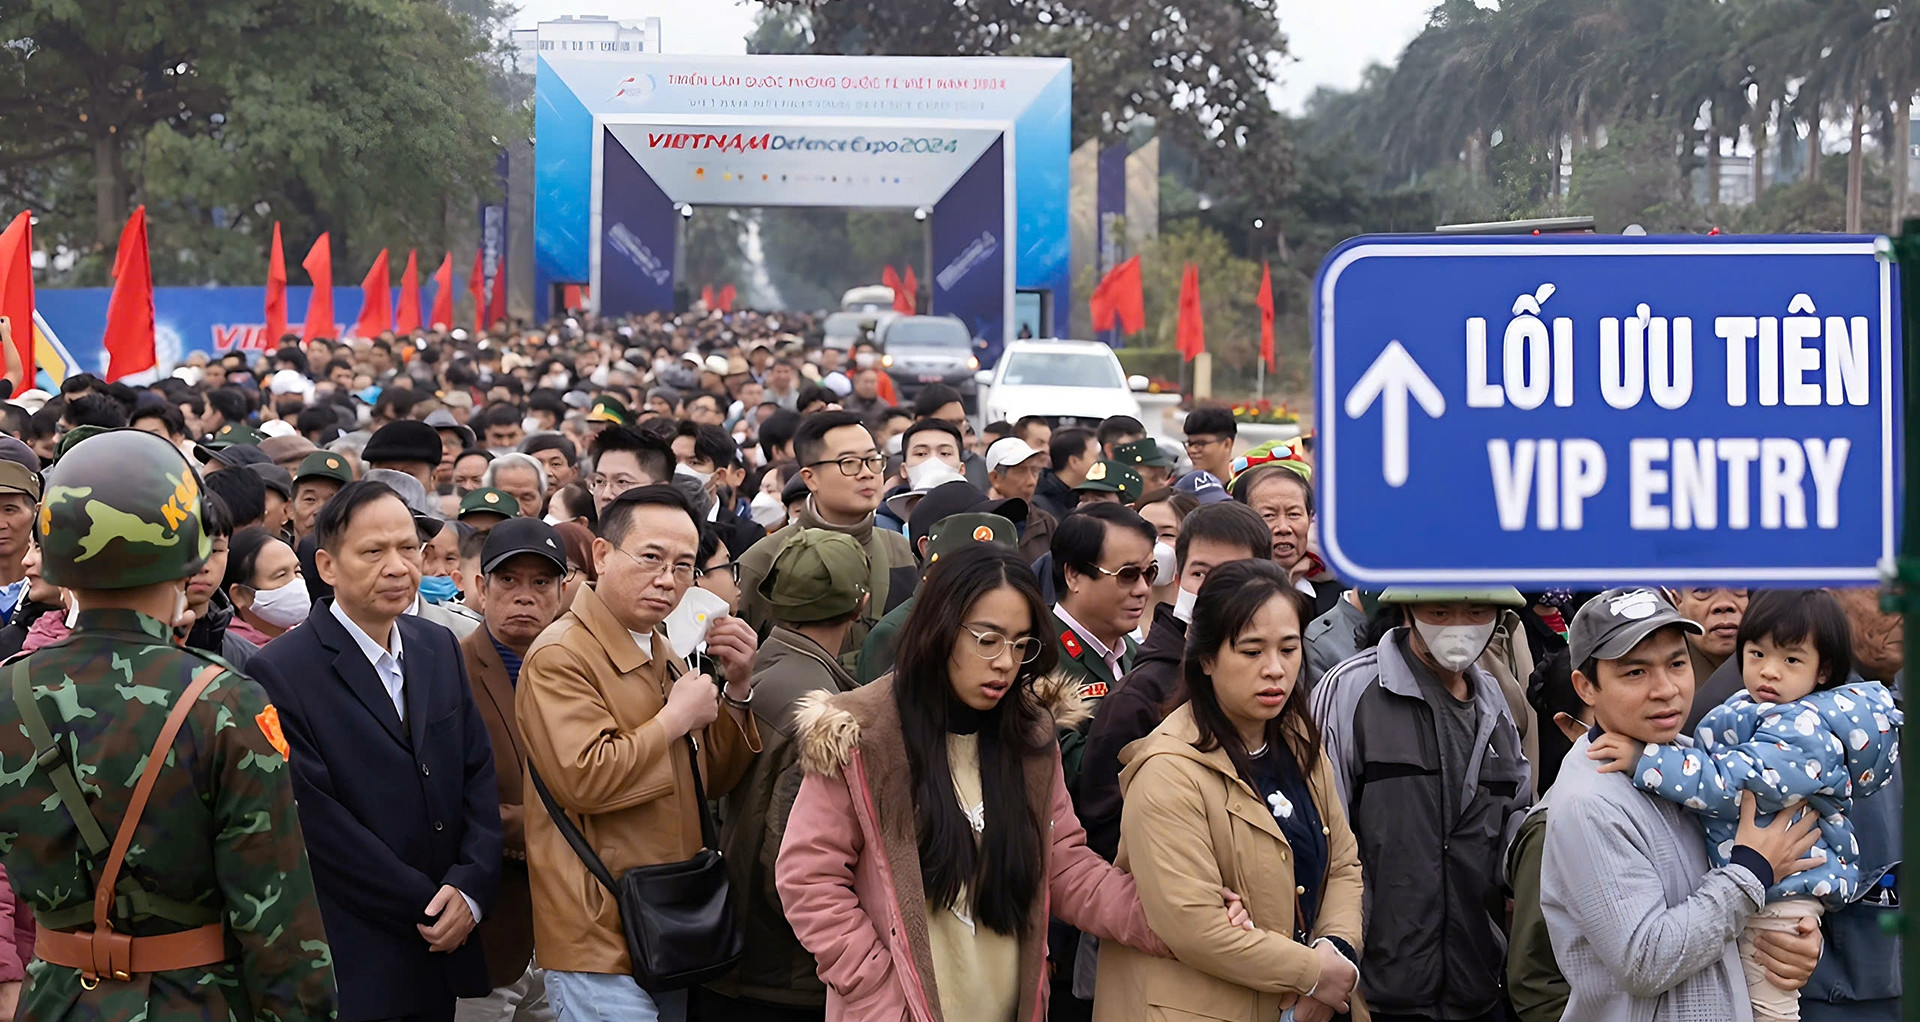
[{"xmin": 1586, "ymin": 732, "xmax": 1646, "ymax": 774}]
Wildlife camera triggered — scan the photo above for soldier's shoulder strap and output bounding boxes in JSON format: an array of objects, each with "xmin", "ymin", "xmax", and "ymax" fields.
[
  {"xmin": 11, "ymin": 660, "xmax": 111, "ymax": 855},
  {"xmin": 14, "ymin": 659, "xmax": 229, "ymax": 932}
]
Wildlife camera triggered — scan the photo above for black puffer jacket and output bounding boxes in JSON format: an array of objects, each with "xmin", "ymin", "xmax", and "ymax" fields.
[
  {"xmin": 0, "ymin": 601, "xmax": 59, "ymax": 662},
  {"xmin": 185, "ymin": 589, "xmax": 259, "ymax": 672},
  {"xmin": 1077, "ymin": 603, "xmax": 1187, "ymax": 861}
]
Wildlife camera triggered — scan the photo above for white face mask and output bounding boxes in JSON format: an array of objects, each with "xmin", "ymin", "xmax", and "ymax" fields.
[
  {"xmin": 522, "ymin": 416, "xmax": 542, "ymax": 434},
  {"xmin": 749, "ymin": 489, "xmax": 787, "ymax": 528},
  {"xmin": 1152, "ymin": 542, "xmax": 1176, "ymax": 587},
  {"xmin": 543, "ymin": 513, "xmax": 566, "ymax": 526},
  {"xmin": 905, "ymin": 458, "xmax": 960, "ymax": 490},
  {"xmin": 1173, "ymin": 585, "xmax": 1199, "ymax": 624},
  {"xmin": 676, "ymin": 463, "xmax": 714, "ymax": 488},
  {"xmin": 1412, "ymin": 618, "xmax": 1497, "ymax": 673},
  {"xmin": 855, "ymin": 352, "xmax": 877, "ymax": 369},
  {"xmin": 249, "ymin": 577, "xmax": 313, "ymax": 629}
]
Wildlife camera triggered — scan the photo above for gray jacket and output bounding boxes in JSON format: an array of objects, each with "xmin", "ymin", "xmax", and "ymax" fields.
[{"xmin": 1540, "ymin": 733, "xmax": 1763, "ymax": 1022}]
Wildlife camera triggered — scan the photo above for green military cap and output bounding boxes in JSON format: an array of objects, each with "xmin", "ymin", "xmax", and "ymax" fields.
[
  {"xmin": 585, "ymin": 395, "xmax": 631, "ymax": 425},
  {"xmin": 205, "ymin": 423, "xmax": 267, "ymax": 449},
  {"xmin": 458, "ymin": 487, "xmax": 520, "ymax": 521},
  {"xmin": 1113, "ymin": 438, "xmax": 1177, "ymax": 468},
  {"xmin": 1377, "ymin": 585, "xmax": 1526, "ymax": 607},
  {"xmin": 1075, "ymin": 460, "xmax": 1143, "ymax": 501},
  {"xmin": 294, "ymin": 450, "xmax": 355, "ymax": 486},
  {"xmin": 54, "ymin": 424, "xmax": 111, "ymax": 461},
  {"xmin": 759, "ymin": 528, "xmax": 869, "ymax": 624},
  {"xmin": 924, "ymin": 512, "xmax": 1017, "ymax": 566}
]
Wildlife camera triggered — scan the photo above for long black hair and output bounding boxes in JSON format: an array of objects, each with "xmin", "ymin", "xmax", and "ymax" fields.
[
  {"xmin": 891, "ymin": 544, "xmax": 1058, "ymax": 936},
  {"xmin": 1176, "ymin": 559, "xmax": 1321, "ymax": 784}
]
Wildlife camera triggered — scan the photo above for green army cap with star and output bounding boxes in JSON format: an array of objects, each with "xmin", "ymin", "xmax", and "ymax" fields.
[
  {"xmin": 1074, "ymin": 460, "xmax": 1143, "ymax": 501},
  {"xmin": 458, "ymin": 487, "xmax": 521, "ymax": 521},
  {"xmin": 1113, "ymin": 437, "xmax": 1177, "ymax": 469}
]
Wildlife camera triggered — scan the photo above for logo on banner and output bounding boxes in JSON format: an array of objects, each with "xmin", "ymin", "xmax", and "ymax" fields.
[
  {"xmin": 606, "ymin": 222, "xmax": 672, "ymax": 285},
  {"xmin": 937, "ymin": 231, "xmax": 999, "ymax": 292},
  {"xmin": 610, "ymin": 74, "xmax": 657, "ymax": 102}
]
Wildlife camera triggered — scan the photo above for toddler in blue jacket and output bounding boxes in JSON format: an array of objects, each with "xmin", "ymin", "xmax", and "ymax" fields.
[{"xmin": 1589, "ymin": 589, "xmax": 1901, "ymax": 1022}]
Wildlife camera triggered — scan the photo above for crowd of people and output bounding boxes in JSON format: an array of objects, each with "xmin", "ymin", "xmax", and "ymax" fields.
[{"xmin": 0, "ymin": 308, "xmax": 1903, "ymax": 1022}]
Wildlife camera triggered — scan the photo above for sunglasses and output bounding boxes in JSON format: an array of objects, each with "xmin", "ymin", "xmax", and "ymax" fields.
[{"xmin": 1091, "ymin": 561, "xmax": 1159, "ymax": 587}]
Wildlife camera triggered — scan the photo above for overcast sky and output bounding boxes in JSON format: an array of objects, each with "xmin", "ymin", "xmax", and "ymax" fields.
[{"xmin": 510, "ymin": 0, "xmax": 1435, "ymax": 112}]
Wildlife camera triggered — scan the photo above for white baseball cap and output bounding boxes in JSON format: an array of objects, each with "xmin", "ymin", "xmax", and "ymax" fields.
[{"xmin": 985, "ymin": 437, "xmax": 1046, "ymax": 473}]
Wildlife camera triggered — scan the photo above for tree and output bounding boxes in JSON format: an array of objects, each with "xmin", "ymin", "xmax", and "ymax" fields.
[
  {"xmin": 761, "ymin": 0, "xmax": 1296, "ymax": 210},
  {"xmin": 0, "ymin": 0, "xmax": 514, "ymax": 286}
]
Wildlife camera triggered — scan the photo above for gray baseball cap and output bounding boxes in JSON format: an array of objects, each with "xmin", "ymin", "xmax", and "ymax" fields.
[{"xmin": 1568, "ymin": 587, "xmax": 1705, "ymax": 666}]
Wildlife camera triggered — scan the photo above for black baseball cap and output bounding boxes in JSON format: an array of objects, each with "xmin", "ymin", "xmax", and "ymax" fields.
[
  {"xmin": 907, "ymin": 480, "xmax": 1026, "ymax": 553},
  {"xmin": 480, "ymin": 517, "xmax": 569, "ymax": 575}
]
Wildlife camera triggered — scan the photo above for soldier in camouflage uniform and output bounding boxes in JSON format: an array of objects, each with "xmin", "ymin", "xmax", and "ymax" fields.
[{"xmin": 0, "ymin": 428, "xmax": 336, "ymax": 1022}]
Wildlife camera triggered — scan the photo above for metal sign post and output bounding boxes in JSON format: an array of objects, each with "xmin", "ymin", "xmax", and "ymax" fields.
[{"xmin": 1887, "ymin": 217, "xmax": 1919, "ymax": 1022}]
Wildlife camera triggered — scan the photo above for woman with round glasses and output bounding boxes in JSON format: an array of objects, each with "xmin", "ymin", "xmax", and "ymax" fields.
[
  {"xmin": 777, "ymin": 546, "xmax": 1252, "ymax": 1022},
  {"xmin": 1094, "ymin": 560, "xmax": 1365, "ymax": 1022}
]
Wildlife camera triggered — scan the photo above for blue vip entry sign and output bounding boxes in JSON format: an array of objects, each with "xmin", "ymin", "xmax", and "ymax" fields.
[{"xmin": 1313, "ymin": 234, "xmax": 1902, "ymax": 587}]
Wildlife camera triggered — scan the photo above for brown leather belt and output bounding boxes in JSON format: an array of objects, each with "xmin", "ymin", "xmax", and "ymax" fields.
[
  {"xmin": 37, "ymin": 665, "xmax": 229, "ymax": 987},
  {"xmin": 35, "ymin": 923, "xmax": 227, "ymax": 982}
]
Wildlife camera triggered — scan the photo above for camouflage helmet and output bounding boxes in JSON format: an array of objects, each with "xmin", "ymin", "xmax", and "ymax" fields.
[{"xmin": 39, "ymin": 428, "xmax": 211, "ymax": 589}]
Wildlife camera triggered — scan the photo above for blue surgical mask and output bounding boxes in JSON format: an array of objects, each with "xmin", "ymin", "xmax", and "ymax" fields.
[{"xmin": 418, "ymin": 574, "xmax": 461, "ymax": 605}]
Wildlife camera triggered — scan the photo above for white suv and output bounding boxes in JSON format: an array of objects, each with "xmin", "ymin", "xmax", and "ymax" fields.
[{"xmin": 975, "ymin": 339, "xmax": 1147, "ymax": 428}]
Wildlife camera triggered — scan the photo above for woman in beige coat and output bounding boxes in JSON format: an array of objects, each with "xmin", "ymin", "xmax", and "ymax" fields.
[{"xmin": 1095, "ymin": 559, "xmax": 1366, "ymax": 1022}]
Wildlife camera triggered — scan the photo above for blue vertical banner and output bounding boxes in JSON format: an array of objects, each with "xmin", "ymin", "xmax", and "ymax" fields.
[
  {"xmin": 597, "ymin": 128, "xmax": 679, "ymax": 316},
  {"xmin": 480, "ymin": 150, "xmax": 509, "ymax": 307},
  {"xmin": 1097, "ymin": 142, "xmax": 1128, "ymax": 275},
  {"xmin": 931, "ymin": 136, "xmax": 1007, "ymax": 367}
]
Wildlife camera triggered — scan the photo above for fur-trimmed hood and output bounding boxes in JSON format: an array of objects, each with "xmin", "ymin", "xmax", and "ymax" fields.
[{"xmin": 794, "ymin": 670, "xmax": 1087, "ymax": 777}]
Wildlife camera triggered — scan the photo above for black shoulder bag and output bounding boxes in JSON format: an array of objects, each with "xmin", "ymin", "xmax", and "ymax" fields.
[{"xmin": 529, "ymin": 730, "xmax": 743, "ymax": 991}]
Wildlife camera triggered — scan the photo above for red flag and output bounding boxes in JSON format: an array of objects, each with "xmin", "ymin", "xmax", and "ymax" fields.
[
  {"xmin": 1176, "ymin": 262, "xmax": 1204, "ymax": 362},
  {"xmin": 716, "ymin": 284, "xmax": 736, "ymax": 313},
  {"xmin": 701, "ymin": 284, "xmax": 715, "ymax": 310},
  {"xmin": 354, "ymin": 249, "xmax": 392, "ymax": 338},
  {"xmin": 881, "ymin": 265, "xmax": 901, "ymax": 293},
  {"xmin": 486, "ymin": 261, "xmax": 507, "ymax": 328},
  {"xmin": 301, "ymin": 233, "xmax": 334, "ymax": 340},
  {"xmin": 264, "ymin": 223, "xmax": 287, "ymax": 348},
  {"xmin": 562, "ymin": 284, "xmax": 583, "ymax": 311},
  {"xmin": 1256, "ymin": 261, "xmax": 1276, "ymax": 369},
  {"xmin": 468, "ymin": 249, "xmax": 484, "ymax": 334},
  {"xmin": 1089, "ymin": 256, "xmax": 1144, "ymax": 335},
  {"xmin": 901, "ymin": 266, "xmax": 918, "ymax": 314},
  {"xmin": 0, "ymin": 212, "xmax": 31, "ymax": 391},
  {"xmin": 102, "ymin": 206, "xmax": 156, "ymax": 382},
  {"xmin": 394, "ymin": 249, "xmax": 422, "ymax": 334},
  {"xmin": 430, "ymin": 253, "xmax": 453, "ymax": 331}
]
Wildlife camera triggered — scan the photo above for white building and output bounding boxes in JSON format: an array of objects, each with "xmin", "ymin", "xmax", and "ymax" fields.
[{"xmin": 510, "ymin": 15, "xmax": 662, "ymax": 74}]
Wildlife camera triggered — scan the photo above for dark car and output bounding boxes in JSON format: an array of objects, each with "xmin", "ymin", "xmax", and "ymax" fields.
[{"xmin": 878, "ymin": 315, "xmax": 978, "ymax": 407}]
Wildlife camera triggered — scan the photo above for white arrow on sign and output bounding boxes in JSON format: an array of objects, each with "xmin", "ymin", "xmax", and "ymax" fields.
[{"xmin": 1343, "ymin": 340, "xmax": 1445, "ymax": 488}]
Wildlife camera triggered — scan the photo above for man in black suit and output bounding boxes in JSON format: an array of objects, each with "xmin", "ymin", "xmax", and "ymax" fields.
[{"xmin": 251, "ymin": 479, "xmax": 503, "ymax": 1022}]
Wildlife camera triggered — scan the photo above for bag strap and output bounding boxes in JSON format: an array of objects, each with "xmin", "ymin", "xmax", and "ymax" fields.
[
  {"xmin": 529, "ymin": 656, "xmax": 725, "ymax": 882},
  {"xmin": 12, "ymin": 661, "xmax": 112, "ymax": 855},
  {"xmin": 528, "ymin": 768, "xmax": 619, "ymax": 895},
  {"xmin": 94, "ymin": 665, "xmax": 223, "ymax": 934}
]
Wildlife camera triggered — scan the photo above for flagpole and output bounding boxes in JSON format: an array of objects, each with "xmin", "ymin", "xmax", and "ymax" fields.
[{"xmin": 1257, "ymin": 356, "xmax": 1265, "ymax": 402}]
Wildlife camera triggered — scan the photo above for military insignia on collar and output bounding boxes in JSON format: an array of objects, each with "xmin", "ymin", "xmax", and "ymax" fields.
[{"xmin": 1059, "ymin": 630, "xmax": 1082, "ymax": 657}]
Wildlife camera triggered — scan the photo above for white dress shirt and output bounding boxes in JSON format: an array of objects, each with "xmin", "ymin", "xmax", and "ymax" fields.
[
  {"xmin": 327, "ymin": 600, "xmax": 483, "ymax": 924},
  {"xmin": 331, "ymin": 600, "xmax": 406, "ymax": 722}
]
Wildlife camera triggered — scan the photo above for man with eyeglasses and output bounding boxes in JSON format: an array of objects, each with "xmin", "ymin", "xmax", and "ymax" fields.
[
  {"xmin": 584, "ymin": 425, "xmax": 676, "ymax": 516},
  {"xmin": 456, "ymin": 519, "xmax": 573, "ymax": 1022},
  {"xmin": 516, "ymin": 485, "xmax": 761, "ymax": 1022},
  {"xmin": 703, "ymin": 529, "xmax": 869, "ymax": 1018},
  {"xmin": 734, "ymin": 410, "xmax": 915, "ymax": 657},
  {"xmin": 1049, "ymin": 501, "xmax": 1157, "ymax": 791},
  {"xmin": 1180, "ymin": 406, "xmax": 1238, "ymax": 482}
]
